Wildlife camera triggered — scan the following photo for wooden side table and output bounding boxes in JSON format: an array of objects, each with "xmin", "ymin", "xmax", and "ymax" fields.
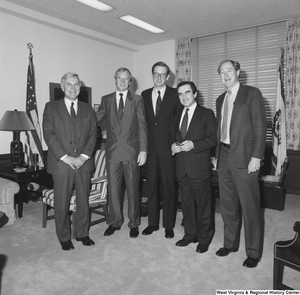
[{"xmin": 0, "ymin": 166, "xmax": 53, "ymax": 218}]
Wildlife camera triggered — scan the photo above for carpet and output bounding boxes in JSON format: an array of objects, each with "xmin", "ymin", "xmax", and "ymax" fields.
[{"xmin": 0, "ymin": 194, "xmax": 300, "ymax": 295}]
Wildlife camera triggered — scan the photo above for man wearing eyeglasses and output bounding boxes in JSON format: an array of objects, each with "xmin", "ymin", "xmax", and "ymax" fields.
[
  {"xmin": 96, "ymin": 67, "xmax": 148, "ymax": 239},
  {"xmin": 141, "ymin": 61, "xmax": 183, "ymax": 239}
]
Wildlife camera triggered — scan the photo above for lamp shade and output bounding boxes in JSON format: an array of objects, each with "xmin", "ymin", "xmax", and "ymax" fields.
[{"xmin": 0, "ymin": 110, "xmax": 35, "ymax": 131}]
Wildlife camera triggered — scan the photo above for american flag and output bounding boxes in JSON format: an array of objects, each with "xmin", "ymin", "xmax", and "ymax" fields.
[
  {"xmin": 271, "ymin": 47, "xmax": 287, "ymax": 176},
  {"xmin": 24, "ymin": 43, "xmax": 44, "ymax": 168}
]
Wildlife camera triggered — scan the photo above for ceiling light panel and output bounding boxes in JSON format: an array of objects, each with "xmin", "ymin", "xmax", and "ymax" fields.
[
  {"xmin": 76, "ymin": 0, "xmax": 113, "ymax": 12},
  {"xmin": 119, "ymin": 15, "xmax": 165, "ymax": 34}
]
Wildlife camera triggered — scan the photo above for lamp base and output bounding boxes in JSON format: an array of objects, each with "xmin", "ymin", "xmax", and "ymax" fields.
[{"xmin": 10, "ymin": 131, "xmax": 24, "ymax": 167}]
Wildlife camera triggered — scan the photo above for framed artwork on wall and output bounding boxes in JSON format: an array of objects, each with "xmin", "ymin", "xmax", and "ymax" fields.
[{"xmin": 49, "ymin": 82, "xmax": 92, "ymax": 105}]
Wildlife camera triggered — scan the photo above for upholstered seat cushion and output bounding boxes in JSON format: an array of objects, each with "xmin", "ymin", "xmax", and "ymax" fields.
[{"xmin": 42, "ymin": 177, "xmax": 107, "ymax": 211}]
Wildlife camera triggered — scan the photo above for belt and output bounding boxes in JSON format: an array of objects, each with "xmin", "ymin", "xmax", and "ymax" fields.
[{"xmin": 221, "ymin": 142, "xmax": 230, "ymax": 148}]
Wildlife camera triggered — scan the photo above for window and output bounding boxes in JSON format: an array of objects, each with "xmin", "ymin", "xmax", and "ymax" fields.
[{"xmin": 191, "ymin": 21, "xmax": 286, "ymax": 142}]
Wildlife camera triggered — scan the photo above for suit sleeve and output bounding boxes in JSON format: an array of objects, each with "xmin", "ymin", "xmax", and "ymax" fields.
[
  {"xmin": 193, "ymin": 109, "xmax": 218, "ymax": 153},
  {"xmin": 81, "ymin": 108, "xmax": 97, "ymax": 158},
  {"xmin": 250, "ymin": 88, "xmax": 266, "ymax": 160},
  {"xmin": 95, "ymin": 96, "xmax": 106, "ymax": 123},
  {"xmin": 136, "ymin": 96, "xmax": 148, "ymax": 153},
  {"xmin": 43, "ymin": 102, "xmax": 67, "ymax": 160}
]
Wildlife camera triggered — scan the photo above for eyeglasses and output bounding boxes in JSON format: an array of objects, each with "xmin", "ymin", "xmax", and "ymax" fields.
[{"xmin": 153, "ymin": 72, "xmax": 167, "ymax": 79}]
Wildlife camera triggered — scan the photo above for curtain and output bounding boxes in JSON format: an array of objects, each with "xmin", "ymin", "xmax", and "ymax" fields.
[
  {"xmin": 286, "ymin": 17, "xmax": 300, "ymax": 150},
  {"xmin": 175, "ymin": 39, "xmax": 191, "ymax": 84}
]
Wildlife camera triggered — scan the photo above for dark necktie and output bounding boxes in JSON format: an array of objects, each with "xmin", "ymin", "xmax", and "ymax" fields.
[
  {"xmin": 180, "ymin": 108, "xmax": 189, "ymax": 139},
  {"xmin": 70, "ymin": 102, "xmax": 76, "ymax": 119},
  {"xmin": 221, "ymin": 90, "xmax": 231, "ymax": 142},
  {"xmin": 118, "ymin": 93, "xmax": 124, "ymax": 120},
  {"xmin": 156, "ymin": 90, "xmax": 161, "ymax": 116}
]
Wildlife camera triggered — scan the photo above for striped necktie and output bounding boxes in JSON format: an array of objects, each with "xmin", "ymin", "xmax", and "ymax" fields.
[
  {"xmin": 70, "ymin": 102, "xmax": 76, "ymax": 119},
  {"xmin": 156, "ymin": 90, "xmax": 161, "ymax": 116},
  {"xmin": 221, "ymin": 90, "xmax": 232, "ymax": 142},
  {"xmin": 118, "ymin": 93, "xmax": 124, "ymax": 120},
  {"xmin": 180, "ymin": 108, "xmax": 189, "ymax": 139}
]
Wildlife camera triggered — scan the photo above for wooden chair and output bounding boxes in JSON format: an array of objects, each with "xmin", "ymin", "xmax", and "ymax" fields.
[
  {"xmin": 273, "ymin": 221, "xmax": 300, "ymax": 290},
  {"xmin": 41, "ymin": 149, "xmax": 108, "ymax": 233}
]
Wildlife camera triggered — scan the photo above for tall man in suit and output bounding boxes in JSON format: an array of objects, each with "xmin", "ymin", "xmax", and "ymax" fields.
[
  {"xmin": 170, "ymin": 81, "xmax": 217, "ymax": 253},
  {"xmin": 141, "ymin": 61, "xmax": 183, "ymax": 239},
  {"xmin": 43, "ymin": 72, "xmax": 97, "ymax": 251},
  {"xmin": 96, "ymin": 67, "xmax": 148, "ymax": 238},
  {"xmin": 215, "ymin": 60, "xmax": 266, "ymax": 268}
]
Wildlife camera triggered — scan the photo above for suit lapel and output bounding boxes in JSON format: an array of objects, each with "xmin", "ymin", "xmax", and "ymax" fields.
[
  {"xmin": 144, "ymin": 88, "xmax": 155, "ymax": 121},
  {"xmin": 231, "ymin": 84, "xmax": 245, "ymax": 125},
  {"xmin": 57, "ymin": 99, "xmax": 70, "ymax": 124},
  {"xmin": 157, "ymin": 86, "xmax": 171, "ymax": 119},
  {"xmin": 185, "ymin": 105, "xmax": 200, "ymax": 138}
]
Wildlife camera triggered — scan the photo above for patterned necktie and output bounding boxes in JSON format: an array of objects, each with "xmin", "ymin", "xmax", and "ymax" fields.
[
  {"xmin": 221, "ymin": 90, "xmax": 231, "ymax": 142},
  {"xmin": 70, "ymin": 102, "xmax": 76, "ymax": 119},
  {"xmin": 156, "ymin": 90, "xmax": 161, "ymax": 116},
  {"xmin": 180, "ymin": 108, "xmax": 189, "ymax": 139},
  {"xmin": 118, "ymin": 93, "xmax": 124, "ymax": 120}
]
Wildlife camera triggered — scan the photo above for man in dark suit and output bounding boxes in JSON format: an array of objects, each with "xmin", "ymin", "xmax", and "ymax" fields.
[
  {"xmin": 96, "ymin": 67, "xmax": 148, "ymax": 238},
  {"xmin": 215, "ymin": 60, "xmax": 266, "ymax": 268},
  {"xmin": 43, "ymin": 72, "xmax": 97, "ymax": 251},
  {"xmin": 141, "ymin": 61, "xmax": 183, "ymax": 239},
  {"xmin": 170, "ymin": 81, "xmax": 217, "ymax": 253}
]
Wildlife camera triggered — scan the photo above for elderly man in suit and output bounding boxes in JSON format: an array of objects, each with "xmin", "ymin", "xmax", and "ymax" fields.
[
  {"xmin": 170, "ymin": 81, "xmax": 217, "ymax": 253},
  {"xmin": 141, "ymin": 61, "xmax": 183, "ymax": 239},
  {"xmin": 43, "ymin": 72, "xmax": 97, "ymax": 251},
  {"xmin": 96, "ymin": 67, "xmax": 148, "ymax": 238},
  {"xmin": 215, "ymin": 60, "xmax": 266, "ymax": 268}
]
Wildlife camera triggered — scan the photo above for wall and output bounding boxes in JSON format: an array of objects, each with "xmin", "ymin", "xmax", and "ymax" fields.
[
  {"xmin": 0, "ymin": 2, "xmax": 177, "ymax": 155},
  {"xmin": 133, "ymin": 40, "xmax": 176, "ymax": 94}
]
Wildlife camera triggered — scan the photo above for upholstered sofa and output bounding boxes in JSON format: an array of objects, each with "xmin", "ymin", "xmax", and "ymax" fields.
[{"xmin": 0, "ymin": 177, "xmax": 19, "ymax": 225}]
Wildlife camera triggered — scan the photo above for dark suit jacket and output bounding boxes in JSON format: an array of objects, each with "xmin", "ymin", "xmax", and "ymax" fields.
[
  {"xmin": 96, "ymin": 91, "xmax": 148, "ymax": 161},
  {"xmin": 142, "ymin": 86, "xmax": 182, "ymax": 158},
  {"xmin": 216, "ymin": 83, "xmax": 266, "ymax": 168},
  {"xmin": 43, "ymin": 99, "xmax": 97, "ymax": 175},
  {"xmin": 170, "ymin": 105, "xmax": 217, "ymax": 179}
]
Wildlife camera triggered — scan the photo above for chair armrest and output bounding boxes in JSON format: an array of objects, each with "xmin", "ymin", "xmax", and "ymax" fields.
[
  {"xmin": 293, "ymin": 221, "xmax": 300, "ymax": 233},
  {"xmin": 0, "ymin": 177, "xmax": 20, "ymax": 204},
  {"xmin": 91, "ymin": 175, "xmax": 107, "ymax": 184}
]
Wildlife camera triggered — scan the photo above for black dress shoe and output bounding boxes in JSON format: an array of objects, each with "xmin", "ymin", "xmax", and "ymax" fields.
[
  {"xmin": 104, "ymin": 225, "xmax": 120, "ymax": 236},
  {"xmin": 76, "ymin": 236, "xmax": 95, "ymax": 246},
  {"xmin": 243, "ymin": 257, "xmax": 259, "ymax": 268},
  {"xmin": 196, "ymin": 244, "xmax": 209, "ymax": 253},
  {"xmin": 165, "ymin": 228, "xmax": 174, "ymax": 239},
  {"xmin": 142, "ymin": 225, "xmax": 159, "ymax": 235},
  {"xmin": 59, "ymin": 240, "xmax": 75, "ymax": 251},
  {"xmin": 175, "ymin": 237, "xmax": 198, "ymax": 247},
  {"xmin": 130, "ymin": 227, "xmax": 139, "ymax": 238},
  {"xmin": 215, "ymin": 247, "xmax": 238, "ymax": 256}
]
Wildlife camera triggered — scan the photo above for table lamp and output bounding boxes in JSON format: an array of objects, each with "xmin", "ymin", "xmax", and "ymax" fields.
[{"xmin": 0, "ymin": 110, "xmax": 35, "ymax": 167}]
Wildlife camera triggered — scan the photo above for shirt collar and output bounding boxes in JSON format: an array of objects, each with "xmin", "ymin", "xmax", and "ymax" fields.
[
  {"xmin": 153, "ymin": 85, "xmax": 167, "ymax": 97},
  {"xmin": 64, "ymin": 98, "xmax": 78, "ymax": 108},
  {"xmin": 184, "ymin": 101, "xmax": 197, "ymax": 112},
  {"xmin": 227, "ymin": 82, "xmax": 240, "ymax": 96},
  {"xmin": 116, "ymin": 90, "xmax": 128, "ymax": 98}
]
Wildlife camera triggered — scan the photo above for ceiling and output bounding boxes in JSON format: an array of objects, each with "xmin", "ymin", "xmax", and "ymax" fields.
[{"xmin": 5, "ymin": 0, "xmax": 300, "ymax": 46}]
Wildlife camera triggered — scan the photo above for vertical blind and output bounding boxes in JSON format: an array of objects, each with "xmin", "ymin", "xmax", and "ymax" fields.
[{"xmin": 191, "ymin": 21, "xmax": 286, "ymax": 142}]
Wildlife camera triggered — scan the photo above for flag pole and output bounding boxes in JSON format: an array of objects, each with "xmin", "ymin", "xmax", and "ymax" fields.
[{"xmin": 24, "ymin": 43, "xmax": 45, "ymax": 168}]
